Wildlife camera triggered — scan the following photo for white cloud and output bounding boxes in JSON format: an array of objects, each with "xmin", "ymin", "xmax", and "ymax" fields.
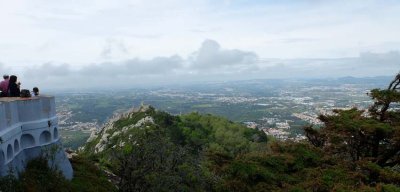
[
  {"xmin": 189, "ymin": 39, "xmax": 258, "ymax": 70},
  {"xmin": 0, "ymin": 0, "xmax": 399, "ymax": 90},
  {"xmin": 100, "ymin": 39, "xmax": 129, "ymax": 59},
  {"xmin": 24, "ymin": 63, "xmax": 71, "ymax": 79},
  {"xmin": 1, "ymin": 0, "xmax": 400, "ymax": 66},
  {"xmin": 6, "ymin": 40, "xmax": 398, "ymax": 90},
  {"xmin": 80, "ymin": 55, "xmax": 183, "ymax": 76}
]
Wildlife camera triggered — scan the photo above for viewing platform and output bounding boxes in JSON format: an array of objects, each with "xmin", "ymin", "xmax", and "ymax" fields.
[{"xmin": 0, "ymin": 96, "xmax": 72, "ymax": 179}]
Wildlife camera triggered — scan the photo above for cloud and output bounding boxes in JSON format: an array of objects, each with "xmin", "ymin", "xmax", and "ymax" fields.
[
  {"xmin": 0, "ymin": 63, "xmax": 10, "ymax": 77},
  {"xmin": 16, "ymin": 39, "xmax": 262, "ymax": 89},
  {"xmin": 11, "ymin": 40, "xmax": 400, "ymax": 90},
  {"xmin": 255, "ymin": 51, "xmax": 400, "ymax": 78},
  {"xmin": 80, "ymin": 55, "xmax": 183, "ymax": 76},
  {"xmin": 23, "ymin": 55, "xmax": 183, "ymax": 79},
  {"xmin": 189, "ymin": 39, "xmax": 258, "ymax": 70},
  {"xmin": 0, "ymin": 62, "xmax": 5, "ymax": 71},
  {"xmin": 1, "ymin": 0, "xmax": 400, "ymax": 65},
  {"xmin": 23, "ymin": 39, "xmax": 257, "ymax": 78},
  {"xmin": 100, "ymin": 39, "xmax": 129, "ymax": 59},
  {"xmin": 358, "ymin": 51, "xmax": 400, "ymax": 67},
  {"xmin": 24, "ymin": 63, "xmax": 71, "ymax": 79},
  {"xmin": 276, "ymin": 38, "xmax": 319, "ymax": 44}
]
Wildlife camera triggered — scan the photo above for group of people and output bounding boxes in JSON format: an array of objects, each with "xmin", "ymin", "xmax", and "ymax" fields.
[{"xmin": 0, "ymin": 75, "xmax": 39, "ymax": 97}]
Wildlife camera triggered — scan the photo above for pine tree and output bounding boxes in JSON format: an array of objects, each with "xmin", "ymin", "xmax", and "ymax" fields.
[{"xmin": 304, "ymin": 73, "xmax": 400, "ymax": 185}]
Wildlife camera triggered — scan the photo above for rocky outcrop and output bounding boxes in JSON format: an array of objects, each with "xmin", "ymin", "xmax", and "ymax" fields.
[{"xmin": 86, "ymin": 105, "xmax": 155, "ymax": 154}]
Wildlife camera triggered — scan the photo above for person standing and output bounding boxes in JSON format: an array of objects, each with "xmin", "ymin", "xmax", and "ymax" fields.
[
  {"xmin": 0, "ymin": 75, "xmax": 9, "ymax": 97},
  {"xmin": 8, "ymin": 75, "xmax": 20, "ymax": 97}
]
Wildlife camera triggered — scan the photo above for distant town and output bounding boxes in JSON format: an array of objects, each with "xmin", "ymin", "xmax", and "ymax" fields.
[{"xmin": 53, "ymin": 77, "xmax": 388, "ymax": 148}]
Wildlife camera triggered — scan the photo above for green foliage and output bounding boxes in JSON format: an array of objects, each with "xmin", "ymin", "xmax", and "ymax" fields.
[
  {"xmin": 19, "ymin": 157, "xmax": 71, "ymax": 192},
  {"xmin": 189, "ymin": 73, "xmax": 400, "ymax": 191},
  {"xmin": 0, "ymin": 167, "xmax": 21, "ymax": 192},
  {"xmin": 113, "ymin": 111, "xmax": 147, "ymax": 130},
  {"xmin": 80, "ymin": 73, "xmax": 400, "ymax": 191},
  {"xmin": 0, "ymin": 157, "xmax": 72, "ymax": 192},
  {"xmin": 369, "ymin": 74, "xmax": 400, "ymax": 123},
  {"xmin": 80, "ymin": 101, "xmax": 398, "ymax": 191},
  {"xmin": 69, "ymin": 155, "xmax": 117, "ymax": 192},
  {"xmin": 0, "ymin": 155, "xmax": 115, "ymax": 192},
  {"xmin": 114, "ymin": 126, "xmax": 207, "ymax": 192},
  {"xmin": 179, "ymin": 113, "xmax": 267, "ymax": 156},
  {"xmin": 60, "ymin": 129, "xmax": 90, "ymax": 150},
  {"xmin": 84, "ymin": 107, "xmax": 268, "ymax": 191},
  {"xmin": 302, "ymin": 73, "xmax": 400, "ymax": 190},
  {"xmin": 207, "ymin": 142, "xmax": 327, "ymax": 191},
  {"xmin": 313, "ymin": 108, "xmax": 395, "ymax": 162}
]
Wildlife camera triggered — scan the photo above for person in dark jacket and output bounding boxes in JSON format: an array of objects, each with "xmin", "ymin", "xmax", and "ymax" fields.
[{"xmin": 8, "ymin": 75, "xmax": 20, "ymax": 97}]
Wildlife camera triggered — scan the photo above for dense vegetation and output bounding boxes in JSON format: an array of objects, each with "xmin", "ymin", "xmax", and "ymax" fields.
[
  {"xmin": 2, "ymin": 74, "xmax": 399, "ymax": 191},
  {"xmin": 83, "ymin": 73, "xmax": 400, "ymax": 191},
  {"xmin": 0, "ymin": 155, "xmax": 116, "ymax": 192},
  {"xmin": 84, "ymin": 106, "xmax": 268, "ymax": 191}
]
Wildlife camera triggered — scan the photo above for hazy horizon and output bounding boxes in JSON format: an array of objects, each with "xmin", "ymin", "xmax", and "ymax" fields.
[
  {"xmin": 40, "ymin": 75, "xmax": 392, "ymax": 93},
  {"xmin": 0, "ymin": 0, "xmax": 399, "ymax": 89}
]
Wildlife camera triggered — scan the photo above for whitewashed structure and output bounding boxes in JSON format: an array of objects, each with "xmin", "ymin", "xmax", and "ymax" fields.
[{"xmin": 0, "ymin": 96, "xmax": 73, "ymax": 179}]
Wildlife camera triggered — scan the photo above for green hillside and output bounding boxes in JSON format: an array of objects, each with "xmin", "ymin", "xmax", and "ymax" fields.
[
  {"xmin": 2, "ymin": 74, "xmax": 400, "ymax": 191},
  {"xmin": 80, "ymin": 74, "xmax": 400, "ymax": 191},
  {"xmin": 83, "ymin": 105, "xmax": 268, "ymax": 191}
]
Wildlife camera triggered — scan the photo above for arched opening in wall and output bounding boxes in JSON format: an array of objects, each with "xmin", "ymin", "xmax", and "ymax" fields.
[
  {"xmin": 14, "ymin": 139, "xmax": 20, "ymax": 153},
  {"xmin": 7, "ymin": 144, "xmax": 13, "ymax": 160},
  {"xmin": 0, "ymin": 151, "xmax": 5, "ymax": 165},
  {"xmin": 21, "ymin": 134, "xmax": 35, "ymax": 148},
  {"xmin": 54, "ymin": 127, "xmax": 59, "ymax": 140},
  {"xmin": 39, "ymin": 131, "xmax": 51, "ymax": 144}
]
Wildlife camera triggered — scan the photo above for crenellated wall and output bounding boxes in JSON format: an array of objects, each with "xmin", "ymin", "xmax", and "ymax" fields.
[{"xmin": 0, "ymin": 96, "xmax": 72, "ymax": 179}]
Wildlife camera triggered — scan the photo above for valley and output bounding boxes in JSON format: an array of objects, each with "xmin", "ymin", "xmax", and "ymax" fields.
[{"xmin": 54, "ymin": 77, "xmax": 388, "ymax": 149}]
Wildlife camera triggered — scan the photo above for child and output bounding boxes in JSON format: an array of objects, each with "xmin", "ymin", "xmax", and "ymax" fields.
[{"xmin": 32, "ymin": 87, "xmax": 39, "ymax": 96}]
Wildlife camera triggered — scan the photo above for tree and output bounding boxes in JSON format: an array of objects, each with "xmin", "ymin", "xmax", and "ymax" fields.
[
  {"xmin": 114, "ymin": 125, "xmax": 205, "ymax": 192},
  {"xmin": 304, "ymin": 73, "xmax": 400, "ymax": 185},
  {"xmin": 369, "ymin": 73, "xmax": 400, "ymax": 122}
]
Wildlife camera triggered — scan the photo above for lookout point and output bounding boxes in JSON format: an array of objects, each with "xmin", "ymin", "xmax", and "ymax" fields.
[{"xmin": 0, "ymin": 96, "xmax": 73, "ymax": 179}]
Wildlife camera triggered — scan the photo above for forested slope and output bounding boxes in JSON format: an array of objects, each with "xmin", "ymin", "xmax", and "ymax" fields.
[
  {"xmin": 82, "ymin": 73, "xmax": 400, "ymax": 191},
  {"xmin": 3, "ymin": 74, "xmax": 399, "ymax": 191}
]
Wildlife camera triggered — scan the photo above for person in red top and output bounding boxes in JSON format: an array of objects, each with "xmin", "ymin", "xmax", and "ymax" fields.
[{"xmin": 0, "ymin": 74, "xmax": 9, "ymax": 97}]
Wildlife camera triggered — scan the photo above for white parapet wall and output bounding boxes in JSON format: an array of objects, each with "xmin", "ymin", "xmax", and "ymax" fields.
[{"xmin": 0, "ymin": 96, "xmax": 73, "ymax": 179}]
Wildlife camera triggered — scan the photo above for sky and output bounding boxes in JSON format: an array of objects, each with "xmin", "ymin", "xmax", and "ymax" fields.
[{"xmin": 0, "ymin": 0, "xmax": 399, "ymax": 89}]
